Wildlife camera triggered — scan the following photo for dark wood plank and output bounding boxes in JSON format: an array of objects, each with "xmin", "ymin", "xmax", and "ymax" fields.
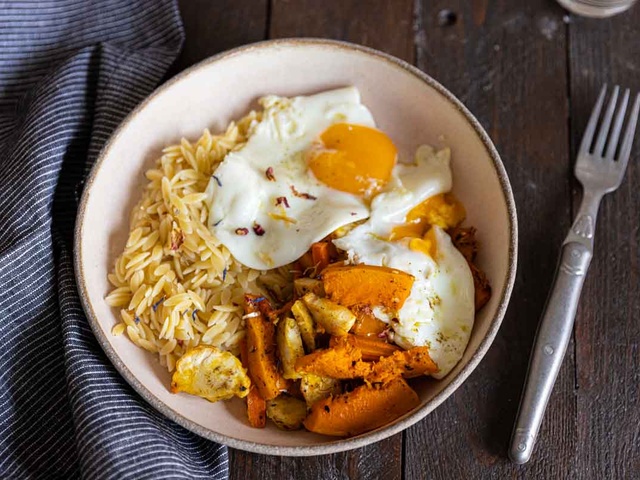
[
  {"xmin": 173, "ymin": 0, "xmax": 268, "ymax": 72},
  {"xmin": 229, "ymin": 2, "xmax": 413, "ymax": 480},
  {"xmin": 406, "ymin": 2, "xmax": 577, "ymax": 478},
  {"xmin": 269, "ymin": 0, "xmax": 414, "ymax": 60},
  {"xmin": 568, "ymin": 9, "xmax": 640, "ymax": 479}
]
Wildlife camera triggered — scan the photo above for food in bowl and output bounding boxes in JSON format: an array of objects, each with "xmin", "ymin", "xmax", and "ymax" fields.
[{"xmin": 105, "ymin": 87, "xmax": 491, "ymax": 437}]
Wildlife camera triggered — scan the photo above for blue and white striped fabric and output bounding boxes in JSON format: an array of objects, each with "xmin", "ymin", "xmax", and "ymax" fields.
[{"xmin": 0, "ymin": 1, "xmax": 230, "ymax": 478}]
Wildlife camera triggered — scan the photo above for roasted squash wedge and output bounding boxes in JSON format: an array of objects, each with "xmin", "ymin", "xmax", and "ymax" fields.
[
  {"xmin": 295, "ymin": 337, "xmax": 371, "ymax": 379},
  {"xmin": 368, "ymin": 346, "xmax": 438, "ymax": 383},
  {"xmin": 322, "ymin": 265, "xmax": 414, "ymax": 310},
  {"xmin": 244, "ymin": 295, "xmax": 287, "ymax": 400},
  {"xmin": 303, "ymin": 377, "xmax": 419, "ymax": 436}
]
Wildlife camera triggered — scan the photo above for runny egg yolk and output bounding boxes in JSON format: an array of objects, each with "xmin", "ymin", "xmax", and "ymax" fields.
[
  {"xmin": 408, "ymin": 227, "xmax": 438, "ymax": 259},
  {"xmin": 390, "ymin": 193, "xmax": 466, "ymax": 241},
  {"xmin": 307, "ymin": 123, "xmax": 397, "ymax": 196}
]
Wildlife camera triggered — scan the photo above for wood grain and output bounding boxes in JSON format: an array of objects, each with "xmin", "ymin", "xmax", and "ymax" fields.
[
  {"xmin": 270, "ymin": 0, "xmax": 414, "ymax": 61},
  {"xmin": 406, "ymin": 1, "xmax": 577, "ymax": 478},
  {"xmin": 173, "ymin": 0, "xmax": 268, "ymax": 73},
  {"xmin": 569, "ymin": 7, "xmax": 640, "ymax": 479}
]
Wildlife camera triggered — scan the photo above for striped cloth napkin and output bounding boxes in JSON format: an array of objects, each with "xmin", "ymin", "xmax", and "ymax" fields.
[{"xmin": 0, "ymin": 1, "xmax": 229, "ymax": 478}]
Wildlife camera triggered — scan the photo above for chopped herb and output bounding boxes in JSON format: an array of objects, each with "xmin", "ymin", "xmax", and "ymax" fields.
[
  {"xmin": 213, "ymin": 218, "xmax": 223, "ymax": 227},
  {"xmin": 191, "ymin": 309, "xmax": 199, "ymax": 321},
  {"xmin": 239, "ymin": 385, "xmax": 247, "ymax": 392},
  {"xmin": 235, "ymin": 227, "xmax": 249, "ymax": 236},
  {"xmin": 212, "ymin": 175, "xmax": 222, "ymax": 187},
  {"xmin": 253, "ymin": 222, "xmax": 265, "ymax": 236},
  {"xmin": 134, "ymin": 316, "xmax": 141, "ymax": 324},
  {"xmin": 265, "ymin": 167, "xmax": 276, "ymax": 181},
  {"xmin": 275, "ymin": 196, "xmax": 290, "ymax": 208},
  {"xmin": 152, "ymin": 296, "xmax": 165, "ymax": 312},
  {"xmin": 222, "ymin": 268, "xmax": 227, "ymax": 281},
  {"xmin": 290, "ymin": 184, "xmax": 317, "ymax": 200}
]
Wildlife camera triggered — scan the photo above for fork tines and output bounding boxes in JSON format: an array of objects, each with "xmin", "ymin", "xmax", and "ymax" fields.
[{"xmin": 581, "ymin": 85, "xmax": 640, "ymax": 168}]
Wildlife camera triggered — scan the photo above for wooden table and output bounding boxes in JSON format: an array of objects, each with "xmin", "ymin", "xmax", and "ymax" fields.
[{"xmin": 174, "ymin": 1, "xmax": 640, "ymax": 478}]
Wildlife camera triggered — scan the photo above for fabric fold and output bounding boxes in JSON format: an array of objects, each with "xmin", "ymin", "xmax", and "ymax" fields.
[{"xmin": 0, "ymin": 2, "xmax": 230, "ymax": 478}]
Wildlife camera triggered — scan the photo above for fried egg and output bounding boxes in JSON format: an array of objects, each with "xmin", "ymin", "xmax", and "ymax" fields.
[
  {"xmin": 333, "ymin": 146, "xmax": 475, "ymax": 379},
  {"xmin": 206, "ymin": 87, "xmax": 397, "ymax": 270}
]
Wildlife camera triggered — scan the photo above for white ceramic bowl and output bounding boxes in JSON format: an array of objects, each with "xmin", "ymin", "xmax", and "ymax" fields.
[{"xmin": 75, "ymin": 38, "xmax": 517, "ymax": 456}]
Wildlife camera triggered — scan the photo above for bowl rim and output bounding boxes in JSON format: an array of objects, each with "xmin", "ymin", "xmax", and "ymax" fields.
[{"xmin": 74, "ymin": 37, "xmax": 518, "ymax": 456}]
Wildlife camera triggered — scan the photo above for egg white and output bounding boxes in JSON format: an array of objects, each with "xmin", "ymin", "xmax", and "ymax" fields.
[
  {"xmin": 206, "ymin": 87, "xmax": 374, "ymax": 270},
  {"xmin": 333, "ymin": 146, "xmax": 475, "ymax": 379}
]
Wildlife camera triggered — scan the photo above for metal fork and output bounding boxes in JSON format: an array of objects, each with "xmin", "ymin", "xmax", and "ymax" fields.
[{"xmin": 509, "ymin": 85, "xmax": 640, "ymax": 464}]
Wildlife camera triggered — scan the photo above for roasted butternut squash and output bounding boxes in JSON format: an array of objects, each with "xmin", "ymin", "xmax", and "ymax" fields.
[
  {"xmin": 368, "ymin": 346, "xmax": 438, "ymax": 383},
  {"xmin": 311, "ymin": 241, "xmax": 331, "ymax": 273},
  {"xmin": 350, "ymin": 305, "xmax": 388, "ymax": 337},
  {"xmin": 244, "ymin": 295, "xmax": 287, "ymax": 400},
  {"xmin": 295, "ymin": 338, "xmax": 371, "ymax": 379},
  {"xmin": 303, "ymin": 377, "xmax": 420, "ymax": 436},
  {"xmin": 330, "ymin": 334, "xmax": 400, "ymax": 362},
  {"xmin": 322, "ymin": 265, "xmax": 414, "ymax": 310},
  {"xmin": 240, "ymin": 339, "xmax": 266, "ymax": 428}
]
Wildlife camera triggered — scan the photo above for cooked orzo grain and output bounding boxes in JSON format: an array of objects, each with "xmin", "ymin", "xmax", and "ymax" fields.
[{"xmin": 105, "ymin": 112, "xmax": 292, "ymax": 372}]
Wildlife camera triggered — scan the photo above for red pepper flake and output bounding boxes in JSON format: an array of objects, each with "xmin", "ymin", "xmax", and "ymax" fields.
[
  {"xmin": 377, "ymin": 329, "xmax": 389, "ymax": 339},
  {"xmin": 253, "ymin": 222, "xmax": 265, "ymax": 236},
  {"xmin": 275, "ymin": 196, "xmax": 290, "ymax": 208},
  {"xmin": 290, "ymin": 185, "xmax": 317, "ymax": 200},
  {"xmin": 235, "ymin": 227, "xmax": 249, "ymax": 236},
  {"xmin": 265, "ymin": 167, "xmax": 276, "ymax": 181}
]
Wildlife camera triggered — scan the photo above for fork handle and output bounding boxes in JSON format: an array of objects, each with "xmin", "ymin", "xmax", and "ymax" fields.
[{"xmin": 509, "ymin": 241, "xmax": 592, "ymax": 464}]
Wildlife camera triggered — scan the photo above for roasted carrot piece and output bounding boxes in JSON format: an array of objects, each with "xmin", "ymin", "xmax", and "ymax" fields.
[
  {"xmin": 244, "ymin": 295, "xmax": 287, "ymax": 400},
  {"xmin": 295, "ymin": 337, "xmax": 371, "ymax": 379},
  {"xmin": 239, "ymin": 339, "xmax": 267, "ymax": 428},
  {"xmin": 311, "ymin": 242, "xmax": 331, "ymax": 273},
  {"xmin": 322, "ymin": 265, "xmax": 414, "ymax": 310},
  {"xmin": 367, "ymin": 346, "xmax": 438, "ymax": 383},
  {"xmin": 330, "ymin": 334, "xmax": 400, "ymax": 362},
  {"xmin": 303, "ymin": 377, "xmax": 419, "ymax": 437},
  {"xmin": 349, "ymin": 305, "xmax": 388, "ymax": 337},
  {"xmin": 246, "ymin": 386, "xmax": 267, "ymax": 428},
  {"xmin": 298, "ymin": 251, "xmax": 315, "ymax": 272}
]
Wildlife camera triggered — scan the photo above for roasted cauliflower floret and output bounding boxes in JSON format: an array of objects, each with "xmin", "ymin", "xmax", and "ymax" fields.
[{"xmin": 171, "ymin": 346, "xmax": 250, "ymax": 402}]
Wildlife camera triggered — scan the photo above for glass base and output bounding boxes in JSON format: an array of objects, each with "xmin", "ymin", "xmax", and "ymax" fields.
[{"xmin": 556, "ymin": 0, "xmax": 635, "ymax": 17}]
